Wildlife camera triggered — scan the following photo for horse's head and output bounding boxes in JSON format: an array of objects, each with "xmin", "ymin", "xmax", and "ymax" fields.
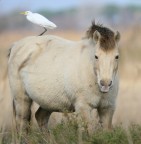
[{"xmin": 87, "ymin": 22, "xmax": 120, "ymax": 93}]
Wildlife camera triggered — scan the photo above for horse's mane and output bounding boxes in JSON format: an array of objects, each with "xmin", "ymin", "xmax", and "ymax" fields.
[{"xmin": 86, "ymin": 21, "xmax": 115, "ymax": 51}]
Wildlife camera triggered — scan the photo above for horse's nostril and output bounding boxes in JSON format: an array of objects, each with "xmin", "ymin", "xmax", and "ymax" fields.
[
  {"xmin": 100, "ymin": 80, "xmax": 105, "ymax": 86},
  {"xmin": 108, "ymin": 81, "xmax": 112, "ymax": 87}
]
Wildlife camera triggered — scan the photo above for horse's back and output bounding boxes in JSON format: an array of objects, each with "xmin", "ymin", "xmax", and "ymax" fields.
[
  {"xmin": 8, "ymin": 35, "xmax": 74, "ymax": 61},
  {"xmin": 8, "ymin": 35, "xmax": 77, "ymax": 77}
]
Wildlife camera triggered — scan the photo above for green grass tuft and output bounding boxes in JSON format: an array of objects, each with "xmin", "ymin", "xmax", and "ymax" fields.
[
  {"xmin": 130, "ymin": 124, "xmax": 141, "ymax": 144},
  {"xmin": 90, "ymin": 127, "xmax": 128, "ymax": 144}
]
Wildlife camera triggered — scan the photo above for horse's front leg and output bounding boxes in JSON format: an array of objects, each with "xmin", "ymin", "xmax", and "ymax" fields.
[
  {"xmin": 97, "ymin": 107, "xmax": 115, "ymax": 130},
  {"xmin": 75, "ymin": 101, "xmax": 94, "ymax": 135}
]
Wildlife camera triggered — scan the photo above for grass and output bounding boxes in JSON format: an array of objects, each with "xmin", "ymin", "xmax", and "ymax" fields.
[
  {"xmin": 91, "ymin": 127, "xmax": 128, "ymax": 144},
  {"xmin": 130, "ymin": 124, "xmax": 141, "ymax": 144},
  {"xmin": 0, "ymin": 122, "xmax": 141, "ymax": 144}
]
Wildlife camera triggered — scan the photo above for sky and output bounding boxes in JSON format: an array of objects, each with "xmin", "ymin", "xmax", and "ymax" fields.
[{"xmin": 1, "ymin": 0, "xmax": 141, "ymax": 14}]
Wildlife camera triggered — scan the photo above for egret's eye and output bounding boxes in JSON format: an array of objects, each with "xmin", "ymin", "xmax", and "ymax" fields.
[
  {"xmin": 115, "ymin": 55, "xmax": 119, "ymax": 60},
  {"xmin": 95, "ymin": 55, "xmax": 98, "ymax": 60}
]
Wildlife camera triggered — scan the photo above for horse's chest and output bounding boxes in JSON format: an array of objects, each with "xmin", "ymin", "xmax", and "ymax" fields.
[
  {"xmin": 99, "ymin": 98, "xmax": 110, "ymax": 108},
  {"xmin": 89, "ymin": 92, "xmax": 114, "ymax": 109}
]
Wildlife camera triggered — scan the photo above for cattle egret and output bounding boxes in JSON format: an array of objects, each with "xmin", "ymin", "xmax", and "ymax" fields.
[{"xmin": 20, "ymin": 11, "xmax": 57, "ymax": 36}]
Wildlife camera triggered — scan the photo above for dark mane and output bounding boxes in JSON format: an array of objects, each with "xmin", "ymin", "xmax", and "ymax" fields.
[{"xmin": 86, "ymin": 21, "xmax": 115, "ymax": 51}]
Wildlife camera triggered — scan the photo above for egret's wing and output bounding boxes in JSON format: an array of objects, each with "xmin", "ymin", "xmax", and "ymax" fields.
[{"xmin": 27, "ymin": 13, "xmax": 57, "ymax": 29}]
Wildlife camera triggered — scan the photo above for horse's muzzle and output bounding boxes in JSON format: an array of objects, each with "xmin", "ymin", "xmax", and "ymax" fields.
[{"xmin": 99, "ymin": 79, "xmax": 112, "ymax": 93}]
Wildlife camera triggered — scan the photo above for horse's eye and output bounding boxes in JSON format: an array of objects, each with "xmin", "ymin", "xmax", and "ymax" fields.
[
  {"xmin": 95, "ymin": 55, "xmax": 98, "ymax": 60},
  {"xmin": 115, "ymin": 55, "xmax": 119, "ymax": 59}
]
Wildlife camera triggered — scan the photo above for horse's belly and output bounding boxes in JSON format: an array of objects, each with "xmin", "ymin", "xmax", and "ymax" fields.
[{"xmin": 20, "ymin": 69, "xmax": 74, "ymax": 112}]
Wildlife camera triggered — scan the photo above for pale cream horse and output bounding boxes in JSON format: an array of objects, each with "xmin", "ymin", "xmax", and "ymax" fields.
[{"xmin": 8, "ymin": 22, "xmax": 120, "ymax": 134}]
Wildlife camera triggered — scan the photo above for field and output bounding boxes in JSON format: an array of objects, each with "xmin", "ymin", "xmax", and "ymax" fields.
[{"xmin": 0, "ymin": 28, "xmax": 141, "ymax": 143}]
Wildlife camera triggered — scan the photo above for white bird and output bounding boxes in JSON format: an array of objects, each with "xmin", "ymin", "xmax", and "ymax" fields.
[{"xmin": 20, "ymin": 11, "xmax": 57, "ymax": 36}]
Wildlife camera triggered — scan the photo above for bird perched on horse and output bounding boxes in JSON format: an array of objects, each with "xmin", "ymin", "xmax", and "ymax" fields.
[{"xmin": 20, "ymin": 11, "xmax": 57, "ymax": 36}]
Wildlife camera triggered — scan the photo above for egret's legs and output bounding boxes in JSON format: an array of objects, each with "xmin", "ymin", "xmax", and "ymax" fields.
[{"xmin": 39, "ymin": 28, "xmax": 47, "ymax": 36}]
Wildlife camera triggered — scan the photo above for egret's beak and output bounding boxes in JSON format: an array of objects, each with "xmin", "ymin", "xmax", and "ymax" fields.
[{"xmin": 20, "ymin": 12, "xmax": 26, "ymax": 15}]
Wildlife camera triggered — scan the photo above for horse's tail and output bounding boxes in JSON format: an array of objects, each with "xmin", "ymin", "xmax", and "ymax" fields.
[{"xmin": 12, "ymin": 99, "xmax": 17, "ymax": 133}]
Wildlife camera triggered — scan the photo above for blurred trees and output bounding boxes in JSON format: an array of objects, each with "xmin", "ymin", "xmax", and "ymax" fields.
[{"xmin": 0, "ymin": 4, "xmax": 141, "ymax": 32}]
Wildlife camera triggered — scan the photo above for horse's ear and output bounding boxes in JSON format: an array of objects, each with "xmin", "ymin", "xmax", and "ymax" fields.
[
  {"xmin": 93, "ymin": 30, "xmax": 101, "ymax": 42},
  {"xmin": 115, "ymin": 31, "xmax": 120, "ymax": 42}
]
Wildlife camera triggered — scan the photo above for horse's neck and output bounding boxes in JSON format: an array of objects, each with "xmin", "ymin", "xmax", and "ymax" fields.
[
  {"xmin": 78, "ymin": 39, "xmax": 96, "ymax": 75},
  {"xmin": 80, "ymin": 38, "xmax": 95, "ymax": 62}
]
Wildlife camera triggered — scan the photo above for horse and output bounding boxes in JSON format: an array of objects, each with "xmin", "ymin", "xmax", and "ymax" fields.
[{"xmin": 8, "ymin": 22, "xmax": 120, "ymax": 135}]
